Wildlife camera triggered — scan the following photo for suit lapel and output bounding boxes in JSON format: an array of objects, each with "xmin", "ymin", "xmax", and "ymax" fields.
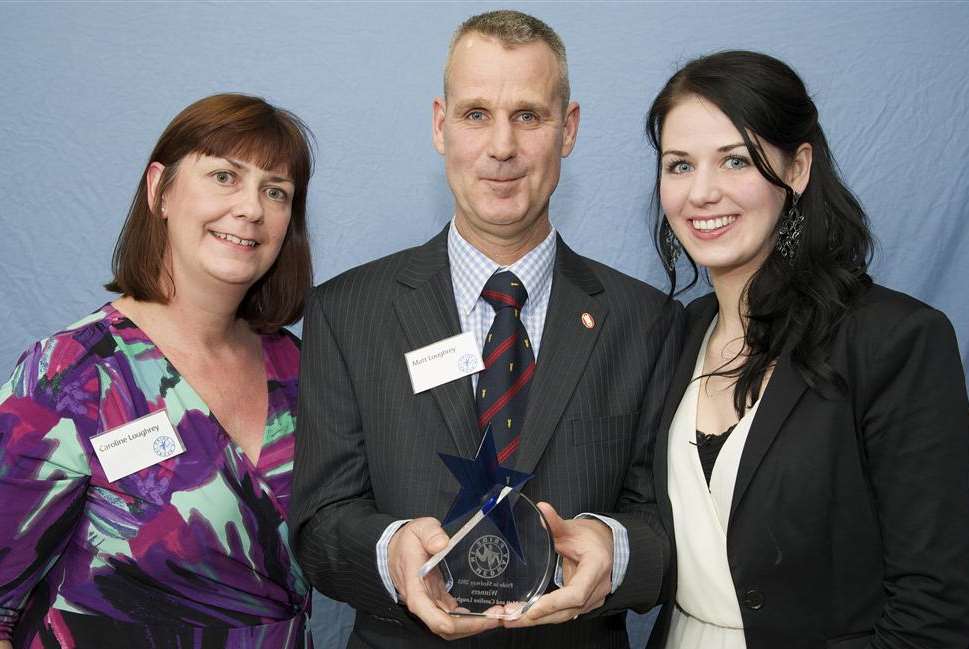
[
  {"xmin": 655, "ymin": 294, "xmax": 718, "ymax": 529},
  {"xmin": 728, "ymin": 351, "xmax": 807, "ymax": 524},
  {"xmin": 393, "ymin": 227, "xmax": 479, "ymax": 458},
  {"xmin": 515, "ymin": 237, "xmax": 607, "ymax": 475}
]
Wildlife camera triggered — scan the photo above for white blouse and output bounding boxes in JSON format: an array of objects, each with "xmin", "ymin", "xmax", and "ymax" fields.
[{"xmin": 665, "ymin": 319, "xmax": 763, "ymax": 649}]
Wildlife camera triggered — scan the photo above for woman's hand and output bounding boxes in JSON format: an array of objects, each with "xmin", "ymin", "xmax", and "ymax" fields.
[{"xmin": 1, "ymin": 639, "xmax": 14, "ymax": 649}]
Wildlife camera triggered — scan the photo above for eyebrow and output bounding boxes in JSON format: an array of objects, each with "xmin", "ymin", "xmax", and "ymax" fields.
[
  {"xmin": 452, "ymin": 98, "xmax": 551, "ymax": 116},
  {"xmin": 225, "ymin": 157, "xmax": 294, "ymax": 184},
  {"xmin": 661, "ymin": 143, "xmax": 748, "ymax": 158}
]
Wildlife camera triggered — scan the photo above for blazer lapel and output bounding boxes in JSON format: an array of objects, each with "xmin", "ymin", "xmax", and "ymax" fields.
[
  {"xmin": 654, "ymin": 294, "xmax": 718, "ymax": 529},
  {"xmin": 515, "ymin": 237, "xmax": 607, "ymax": 475},
  {"xmin": 728, "ymin": 352, "xmax": 807, "ymax": 523},
  {"xmin": 393, "ymin": 226, "xmax": 480, "ymax": 458}
]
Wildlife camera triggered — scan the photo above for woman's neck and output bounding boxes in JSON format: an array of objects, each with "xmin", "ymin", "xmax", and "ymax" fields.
[
  {"xmin": 113, "ymin": 292, "xmax": 250, "ymax": 354},
  {"xmin": 711, "ymin": 269, "xmax": 751, "ymax": 339}
]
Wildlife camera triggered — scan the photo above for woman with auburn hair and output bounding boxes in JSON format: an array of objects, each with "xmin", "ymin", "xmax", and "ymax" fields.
[
  {"xmin": 0, "ymin": 93, "xmax": 315, "ymax": 648},
  {"xmin": 645, "ymin": 52, "xmax": 969, "ymax": 649}
]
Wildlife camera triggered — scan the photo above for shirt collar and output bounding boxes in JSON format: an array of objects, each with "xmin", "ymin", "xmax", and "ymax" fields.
[{"xmin": 448, "ymin": 217, "xmax": 557, "ymax": 317}]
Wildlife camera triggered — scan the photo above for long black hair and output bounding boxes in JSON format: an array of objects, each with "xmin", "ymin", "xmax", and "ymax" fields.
[{"xmin": 646, "ymin": 50, "xmax": 873, "ymax": 414}]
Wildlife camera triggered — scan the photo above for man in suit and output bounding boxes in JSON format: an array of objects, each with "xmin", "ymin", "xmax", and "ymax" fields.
[{"xmin": 290, "ymin": 10, "xmax": 682, "ymax": 648}]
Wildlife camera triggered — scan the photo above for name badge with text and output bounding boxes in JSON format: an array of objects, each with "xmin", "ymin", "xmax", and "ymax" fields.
[
  {"xmin": 91, "ymin": 410, "xmax": 185, "ymax": 482},
  {"xmin": 405, "ymin": 332, "xmax": 484, "ymax": 394}
]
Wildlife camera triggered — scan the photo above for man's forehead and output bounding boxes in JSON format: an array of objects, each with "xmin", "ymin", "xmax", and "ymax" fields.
[{"xmin": 447, "ymin": 34, "xmax": 559, "ymax": 98}]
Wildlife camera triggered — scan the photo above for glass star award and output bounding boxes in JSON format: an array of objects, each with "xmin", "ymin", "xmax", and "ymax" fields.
[{"xmin": 419, "ymin": 425, "xmax": 554, "ymax": 620}]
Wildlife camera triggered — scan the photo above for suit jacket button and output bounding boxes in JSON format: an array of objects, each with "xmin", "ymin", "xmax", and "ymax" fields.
[{"xmin": 741, "ymin": 588, "xmax": 764, "ymax": 610}]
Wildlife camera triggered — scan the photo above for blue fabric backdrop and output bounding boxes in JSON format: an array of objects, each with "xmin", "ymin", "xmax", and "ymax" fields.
[{"xmin": 1, "ymin": 2, "xmax": 967, "ymax": 646}]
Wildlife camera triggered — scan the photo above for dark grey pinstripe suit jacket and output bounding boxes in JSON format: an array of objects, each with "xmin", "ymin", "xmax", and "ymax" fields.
[{"xmin": 290, "ymin": 226, "xmax": 684, "ymax": 649}]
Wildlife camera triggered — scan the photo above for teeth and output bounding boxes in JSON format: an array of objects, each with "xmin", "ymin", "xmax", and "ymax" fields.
[
  {"xmin": 692, "ymin": 215, "xmax": 737, "ymax": 231},
  {"xmin": 212, "ymin": 231, "xmax": 257, "ymax": 247}
]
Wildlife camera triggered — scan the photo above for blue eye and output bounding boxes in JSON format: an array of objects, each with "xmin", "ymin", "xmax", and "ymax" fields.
[
  {"xmin": 724, "ymin": 156, "xmax": 749, "ymax": 170},
  {"xmin": 517, "ymin": 111, "xmax": 538, "ymax": 123},
  {"xmin": 467, "ymin": 110, "xmax": 486, "ymax": 121},
  {"xmin": 665, "ymin": 160, "xmax": 692, "ymax": 174}
]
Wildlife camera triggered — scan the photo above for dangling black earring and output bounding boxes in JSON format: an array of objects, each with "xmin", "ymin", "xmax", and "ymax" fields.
[
  {"xmin": 662, "ymin": 217, "xmax": 681, "ymax": 272},
  {"xmin": 776, "ymin": 191, "xmax": 804, "ymax": 261}
]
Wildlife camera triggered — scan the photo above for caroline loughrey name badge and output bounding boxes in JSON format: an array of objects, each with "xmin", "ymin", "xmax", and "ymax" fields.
[{"xmin": 92, "ymin": 410, "xmax": 185, "ymax": 481}]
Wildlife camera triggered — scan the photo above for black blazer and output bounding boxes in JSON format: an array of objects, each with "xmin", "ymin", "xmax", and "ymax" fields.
[
  {"xmin": 290, "ymin": 226, "xmax": 683, "ymax": 649},
  {"xmin": 647, "ymin": 285, "xmax": 969, "ymax": 649}
]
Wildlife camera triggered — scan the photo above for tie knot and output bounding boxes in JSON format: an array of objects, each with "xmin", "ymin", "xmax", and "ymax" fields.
[{"xmin": 481, "ymin": 271, "xmax": 528, "ymax": 311}]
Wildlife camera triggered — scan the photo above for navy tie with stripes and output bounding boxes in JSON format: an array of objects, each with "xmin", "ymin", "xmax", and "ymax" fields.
[{"xmin": 476, "ymin": 270, "xmax": 536, "ymax": 465}]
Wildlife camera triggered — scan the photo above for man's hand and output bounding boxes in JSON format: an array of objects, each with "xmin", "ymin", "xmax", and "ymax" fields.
[
  {"xmin": 503, "ymin": 502, "xmax": 614, "ymax": 627},
  {"xmin": 388, "ymin": 517, "xmax": 501, "ymax": 640},
  {"xmin": 1, "ymin": 640, "xmax": 12, "ymax": 649}
]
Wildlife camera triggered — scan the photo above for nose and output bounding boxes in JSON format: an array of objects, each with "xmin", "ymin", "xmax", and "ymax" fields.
[
  {"xmin": 687, "ymin": 166, "xmax": 722, "ymax": 207},
  {"xmin": 487, "ymin": 119, "xmax": 517, "ymax": 162},
  {"xmin": 232, "ymin": 183, "xmax": 264, "ymax": 223}
]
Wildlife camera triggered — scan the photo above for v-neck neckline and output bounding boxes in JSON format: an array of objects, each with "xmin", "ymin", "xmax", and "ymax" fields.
[
  {"xmin": 687, "ymin": 317, "xmax": 765, "ymax": 527},
  {"xmin": 102, "ymin": 302, "xmax": 274, "ymax": 472}
]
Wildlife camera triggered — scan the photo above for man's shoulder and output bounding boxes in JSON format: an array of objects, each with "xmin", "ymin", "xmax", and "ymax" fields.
[
  {"xmin": 568, "ymin": 249, "xmax": 670, "ymax": 311},
  {"xmin": 310, "ymin": 238, "xmax": 432, "ymax": 304}
]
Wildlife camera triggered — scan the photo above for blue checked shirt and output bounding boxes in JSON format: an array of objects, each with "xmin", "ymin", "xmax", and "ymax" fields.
[{"xmin": 376, "ymin": 220, "xmax": 630, "ymax": 602}]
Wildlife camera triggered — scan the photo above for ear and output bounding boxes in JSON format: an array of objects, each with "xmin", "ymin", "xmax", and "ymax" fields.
[
  {"xmin": 787, "ymin": 143, "xmax": 812, "ymax": 195},
  {"xmin": 560, "ymin": 101, "xmax": 580, "ymax": 158},
  {"xmin": 145, "ymin": 162, "xmax": 167, "ymax": 217},
  {"xmin": 432, "ymin": 97, "xmax": 446, "ymax": 156}
]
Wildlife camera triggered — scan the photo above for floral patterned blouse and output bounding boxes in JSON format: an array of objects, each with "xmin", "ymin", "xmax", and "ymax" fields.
[{"xmin": 0, "ymin": 304, "xmax": 311, "ymax": 648}]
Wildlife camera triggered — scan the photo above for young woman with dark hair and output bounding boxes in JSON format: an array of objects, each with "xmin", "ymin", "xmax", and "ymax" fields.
[
  {"xmin": 645, "ymin": 51, "xmax": 969, "ymax": 649},
  {"xmin": 0, "ymin": 94, "xmax": 316, "ymax": 648}
]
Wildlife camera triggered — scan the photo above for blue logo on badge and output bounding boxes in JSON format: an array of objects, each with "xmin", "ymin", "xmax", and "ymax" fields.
[
  {"xmin": 153, "ymin": 435, "xmax": 177, "ymax": 458},
  {"xmin": 458, "ymin": 353, "xmax": 478, "ymax": 373}
]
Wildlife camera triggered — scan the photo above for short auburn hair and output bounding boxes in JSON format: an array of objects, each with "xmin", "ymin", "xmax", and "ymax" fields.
[{"xmin": 105, "ymin": 93, "xmax": 314, "ymax": 332}]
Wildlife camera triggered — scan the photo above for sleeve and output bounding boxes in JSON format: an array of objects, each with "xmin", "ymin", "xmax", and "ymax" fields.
[
  {"xmin": 376, "ymin": 519, "xmax": 412, "ymax": 602},
  {"xmin": 595, "ymin": 298, "xmax": 684, "ymax": 615},
  {"xmin": 558, "ymin": 514, "xmax": 628, "ymax": 593},
  {"xmin": 0, "ymin": 340, "xmax": 94, "ymax": 641},
  {"xmin": 859, "ymin": 307, "xmax": 969, "ymax": 649},
  {"xmin": 288, "ymin": 289, "xmax": 411, "ymax": 623}
]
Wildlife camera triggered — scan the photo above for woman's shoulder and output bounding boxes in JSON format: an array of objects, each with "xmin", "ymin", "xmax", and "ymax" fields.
[
  {"xmin": 851, "ymin": 283, "xmax": 941, "ymax": 320},
  {"xmin": 260, "ymin": 327, "xmax": 301, "ymax": 381},
  {"xmin": 1, "ymin": 305, "xmax": 123, "ymax": 445},
  {"xmin": 845, "ymin": 283, "xmax": 954, "ymax": 339},
  {"xmin": 838, "ymin": 284, "xmax": 960, "ymax": 378},
  {"xmin": 6, "ymin": 305, "xmax": 120, "ymax": 389}
]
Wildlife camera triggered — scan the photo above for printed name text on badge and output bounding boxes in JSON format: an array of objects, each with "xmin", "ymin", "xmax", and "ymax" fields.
[
  {"xmin": 91, "ymin": 410, "xmax": 185, "ymax": 482},
  {"xmin": 405, "ymin": 331, "xmax": 485, "ymax": 393}
]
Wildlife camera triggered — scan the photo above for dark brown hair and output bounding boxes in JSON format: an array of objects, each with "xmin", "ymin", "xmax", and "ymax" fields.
[{"xmin": 105, "ymin": 93, "xmax": 315, "ymax": 332}]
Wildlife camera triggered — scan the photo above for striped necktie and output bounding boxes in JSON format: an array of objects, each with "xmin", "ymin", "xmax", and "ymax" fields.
[{"xmin": 476, "ymin": 270, "xmax": 536, "ymax": 464}]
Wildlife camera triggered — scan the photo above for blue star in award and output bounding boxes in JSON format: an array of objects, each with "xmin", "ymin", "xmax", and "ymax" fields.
[{"xmin": 438, "ymin": 425, "xmax": 533, "ymax": 561}]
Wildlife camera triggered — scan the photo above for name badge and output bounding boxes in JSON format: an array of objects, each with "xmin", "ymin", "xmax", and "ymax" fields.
[
  {"xmin": 404, "ymin": 332, "xmax": 484, "ymax": 394},
  {"xmin": 91, "ymin": 410, "xmax": 185, "ymax": 482}
]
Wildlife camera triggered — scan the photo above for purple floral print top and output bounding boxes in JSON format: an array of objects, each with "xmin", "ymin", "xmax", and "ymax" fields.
[{"xmin": 0, "ymin": 304, "xmax": 312, "ymax": 648}]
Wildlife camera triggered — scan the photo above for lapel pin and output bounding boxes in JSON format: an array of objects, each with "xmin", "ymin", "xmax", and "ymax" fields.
[{"xmin": 581, "ymin": 312, "xmax": 595, "ymax": 329}]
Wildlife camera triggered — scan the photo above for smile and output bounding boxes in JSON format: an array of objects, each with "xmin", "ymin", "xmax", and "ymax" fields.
[
  {"xmin": 210, "ymin": 231, "xmax": 258, "ymax": 247},
  {"xmin": 691, "ymin": 215, "xmax": 737, "ymax": 232}
]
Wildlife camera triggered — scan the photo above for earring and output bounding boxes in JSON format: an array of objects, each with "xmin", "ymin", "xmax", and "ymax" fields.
[
  {"xmin": 776, "ymin": 191, "xmax": 804, "ymax": 261},
  {"xmin": 662, "ymin": 217, "xmax": 681, "ymax": 272}
]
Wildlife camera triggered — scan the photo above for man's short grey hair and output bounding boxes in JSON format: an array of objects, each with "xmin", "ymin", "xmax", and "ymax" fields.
[{"xmin": 443, "ymin": 10, "xmax": 570, "ymax": 112}]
